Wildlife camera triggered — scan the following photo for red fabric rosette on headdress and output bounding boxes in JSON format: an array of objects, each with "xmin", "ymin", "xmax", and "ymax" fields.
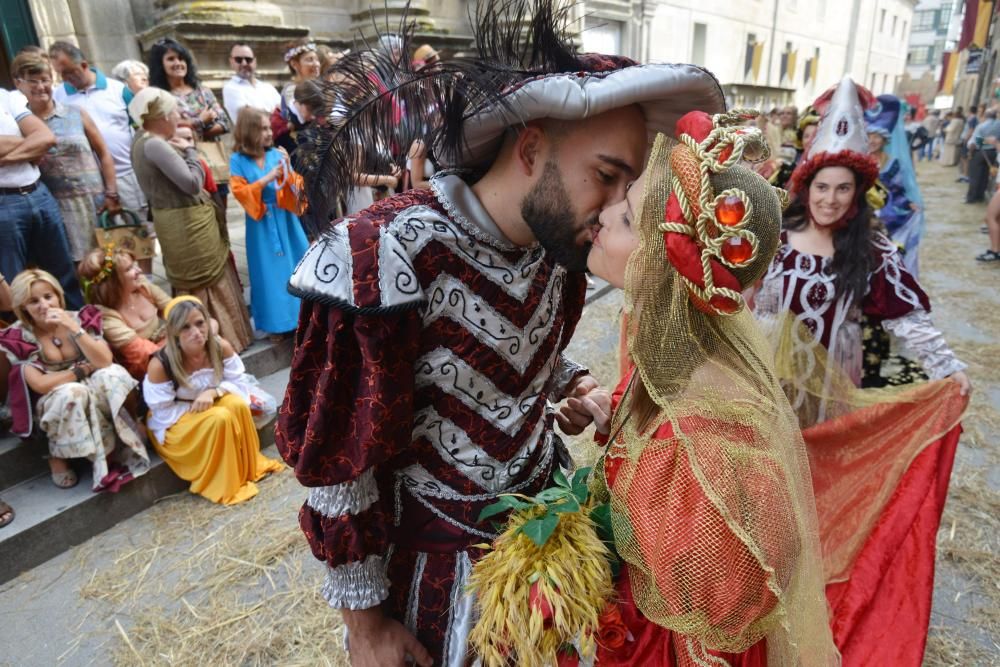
[{"xmin": 659, "ymin": 110, "xmax": 761, "ymax": 316}]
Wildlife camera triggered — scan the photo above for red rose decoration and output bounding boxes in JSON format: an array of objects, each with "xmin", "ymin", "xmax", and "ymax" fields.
[
  {"xmin": 596, "ymin": 603, "xmax": 630, "ymax": 651},
  {"xmin": 529, "ymin": 580, "xmax": 555, "ymax": 630}
]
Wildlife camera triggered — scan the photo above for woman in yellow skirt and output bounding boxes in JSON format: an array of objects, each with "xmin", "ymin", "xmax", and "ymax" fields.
[{"xmin": 143, "ymin": 296, "xmax": 282, "ymax": 504}]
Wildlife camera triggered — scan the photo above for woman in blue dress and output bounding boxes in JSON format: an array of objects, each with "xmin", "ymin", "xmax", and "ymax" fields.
[
  {"xmin": 865, "ymin": 95, "xmax": 925, "ymax": 277},
  {"xmin": 230, "ymin": 108, "xmax": 309, "ymax": 339}
]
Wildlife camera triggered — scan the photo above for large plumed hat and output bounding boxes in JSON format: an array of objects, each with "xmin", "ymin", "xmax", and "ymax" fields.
[
  {"xmin": 788, "ymin": 77, "xmax": 879, "ymax": 195},
  {"xmin": 299, "ymin": 0, "xmax": 727, "ymax": 224}
]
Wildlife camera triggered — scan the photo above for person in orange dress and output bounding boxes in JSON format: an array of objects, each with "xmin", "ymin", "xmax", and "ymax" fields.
[{"xmin": 78, "ymin": 245, "xmax": 170, "ymax": 379}]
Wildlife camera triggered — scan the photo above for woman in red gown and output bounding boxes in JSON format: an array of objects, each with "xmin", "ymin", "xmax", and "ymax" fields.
[{"xmin": 577, "ymin": 111, "xmax": 839, "ymax": 667}]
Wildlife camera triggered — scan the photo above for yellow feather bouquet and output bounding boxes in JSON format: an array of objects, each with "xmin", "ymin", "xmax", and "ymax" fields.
[{"xmin": 468, "ymin": 467, "xmax": 618, "ymax": 666}]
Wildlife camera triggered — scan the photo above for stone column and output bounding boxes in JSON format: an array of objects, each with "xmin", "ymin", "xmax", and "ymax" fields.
[{"xmin": 137, "ymin": 0, "xmax": 308, "ymax": 92}]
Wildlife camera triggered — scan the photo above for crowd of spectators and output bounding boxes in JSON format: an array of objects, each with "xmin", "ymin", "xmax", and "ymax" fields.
[{"xmin": 0, "ymin": 35, "xmax": 445, "ymax": 526}]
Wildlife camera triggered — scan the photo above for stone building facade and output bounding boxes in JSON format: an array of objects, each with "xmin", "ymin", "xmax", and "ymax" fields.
[{"xmin": 3, "ymin": 0, "xmax": 915, "ymax": 110}]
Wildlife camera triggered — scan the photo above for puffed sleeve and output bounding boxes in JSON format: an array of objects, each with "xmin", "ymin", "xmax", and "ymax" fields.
[
  {"xmin": 143, "ymin": 376, "xmax": 188, "ymax": 443},
  {"xmin": 276, "ymin": 216, "xmax": 426, "ymax": 610},
  {"xmin": 230, "ymin": 155, "xmax": 267, "ymax": 221},
  {"xmin": 275, "ymin": 166, "xmax": 307, "ymax": 216},
  {"xmin": 218, "ymin": 354, "xmax": 251, "ymax": 403},
  {"xmin": 611, "ymin": 416, "xmax": 795, "ymax": 648},
  {"xmin": 864, "ymin": 234, "xmax": 965, "ymax": 379},
  {"xmin": 862, "ymin": 234, "xmax": 930, "ymax": 321},
  {"xmin": 148, "ymin": 283, "xmax": 172, "ymax": 311}
]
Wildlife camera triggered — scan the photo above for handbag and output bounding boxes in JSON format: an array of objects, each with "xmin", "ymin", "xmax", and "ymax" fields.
[
  {"xmin": 195, "ymin": 138, "xmax": 230, "ymax": 184},
  {"xmin": 94, "ymin": 209, "xmax": 156, "ymax": 260}
]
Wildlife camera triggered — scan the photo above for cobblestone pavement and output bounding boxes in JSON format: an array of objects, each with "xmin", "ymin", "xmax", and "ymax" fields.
[{"xmin": 1, "ymin": 162, "xmax": 998, "ymax": 665}]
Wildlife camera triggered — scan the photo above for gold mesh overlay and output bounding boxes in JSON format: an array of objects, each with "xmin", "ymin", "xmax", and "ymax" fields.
[{"xmin": 602, "ymin": 132, "xmax": 840, "ymax": 665}]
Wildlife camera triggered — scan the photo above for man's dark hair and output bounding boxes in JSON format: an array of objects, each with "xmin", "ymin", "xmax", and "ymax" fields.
[
  {"xmin": 986, "ymin": 109, "xmax": 997, "ymax": 120},
  {"xmin": 49, "ymin": 40, "xmax": 85, "ymax": 64},
  {"xmin": 230, "ymin": 42, "xmax": 253, "ymax": 54},
  {"xmin": 971, "ymin": 105, "xmax": 979, "ymax": 114}
]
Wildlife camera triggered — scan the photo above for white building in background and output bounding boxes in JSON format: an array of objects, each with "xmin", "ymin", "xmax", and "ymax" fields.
[
  {"xmin": 7, "ymin": 0, "xmax": 916, "ymax": 112},
  {"xmin": 578, "ymin": 0, "xmax": 917, "ymax": 110},
  {"xmin": 899, "ymin": 0, "xmax": 964, "ymax": 105}
]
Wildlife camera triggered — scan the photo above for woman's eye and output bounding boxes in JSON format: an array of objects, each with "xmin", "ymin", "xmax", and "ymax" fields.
[
  {"xmin": 597, "ymin": 171, "xmax": 614, "ymax": 184},
  {"xmin": 621, "ymin": 213, "xmax": 631, "ymax": 228}
]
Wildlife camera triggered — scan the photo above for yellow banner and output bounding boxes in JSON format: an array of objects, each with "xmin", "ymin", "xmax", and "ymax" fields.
[
  {"xmin": 787, "ymin": 50, "xmax": 798, "ymax": 84},
  {"xmin": 943, "ymin": 51, "xmax": 959, "ymax": 95},
  {"xmin": 752, "ymin": 42, "xmax": 764, "ymax": 81},
  {"xmin": 974, "ymin": 1, "xmax": 994, "ymax": 48}
]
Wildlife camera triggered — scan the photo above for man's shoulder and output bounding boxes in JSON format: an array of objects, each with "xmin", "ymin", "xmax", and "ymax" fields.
[{"xmin": 288, "ymin": 196, "xmax": 442, "ymax": 314}]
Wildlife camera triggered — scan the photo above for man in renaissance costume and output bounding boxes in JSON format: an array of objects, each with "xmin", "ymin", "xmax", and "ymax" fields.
[{"xmin": 274, "ymin": 2, "xmax": 727, "ymax": 665}]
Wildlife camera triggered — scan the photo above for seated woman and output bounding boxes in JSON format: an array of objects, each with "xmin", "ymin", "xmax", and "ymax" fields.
[
  {"xmin": 78, "ymin": 246, "xmax": 171, "ymax": 379},
  {"xmin": 143, "ymin": 296, "xmax": 282, "ymax": 504},
  {"xmin": 0, "ymin": 270, "xmax": 149, "ymax": 491},
  {"xmin": 0, "ymin": 272, "xmax": 13, "ymax": 527}
]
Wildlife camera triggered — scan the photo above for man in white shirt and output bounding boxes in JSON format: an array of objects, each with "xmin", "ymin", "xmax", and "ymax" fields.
[
  {"xmin": 49, "ymin": 41, "xmax": 152, "ymax": 270},
  {"xmin": 48, "ymin": 43, "xmax": 144, "ymax": 207},
  {"xmin": 222, "ymin": 43, "xmax": 281, "ymax": 125},
  {"xmin": 0, "ymin": 87, "xmax": 83, "ymax": 308}
]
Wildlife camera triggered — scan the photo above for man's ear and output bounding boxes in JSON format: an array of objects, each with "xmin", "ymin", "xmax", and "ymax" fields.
[{"xmin": 513, "ymin": 123, "xmax": 546, "ymax": 177}]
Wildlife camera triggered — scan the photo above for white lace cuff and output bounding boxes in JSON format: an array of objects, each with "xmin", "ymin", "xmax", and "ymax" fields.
[
  {"xmin": 321, "ymin": 554, "xmax": 390, "ymax": 610},
  {"xmin": 307, "ymin": 468, "xmax": 379, "ymax": 518},
  {"xmin": 883, "ymin": 310, "xmax": 967, "ymax": 380},
  {"xmin": 548, "ymin": 355, "xmax": 589, "ymax": 399}
]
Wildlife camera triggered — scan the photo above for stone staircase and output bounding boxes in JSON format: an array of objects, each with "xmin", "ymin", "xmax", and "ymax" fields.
[
  {"xmin": 0, "ymin": 267, "xmax": 614, "ymax": 586},
  {"xmin": 0, "ymin": 337, "xmax": 293, "ymax": 585}
]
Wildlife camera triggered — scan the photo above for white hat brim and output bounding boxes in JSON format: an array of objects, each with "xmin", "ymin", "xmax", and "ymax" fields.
[{"xmin": 450, "ymin": 62, "xmax": 726, "ymax": 167}]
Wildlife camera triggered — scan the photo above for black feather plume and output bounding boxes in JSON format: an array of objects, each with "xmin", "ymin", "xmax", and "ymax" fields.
[{"xmin": 297, "ymin": 0, "xmax": 587, "ymax": 227}]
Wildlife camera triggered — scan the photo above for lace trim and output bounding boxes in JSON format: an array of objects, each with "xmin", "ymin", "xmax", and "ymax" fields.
[
  {"xmin": 321, "ymin": 554, "xmax": 390, "ymax": 610},
  {"xmin": 429, "ymin": 173, "xmax": 520, "ymax": 253},
  {"xmin": 882, "ymin": 309, "xmax": 967, "ymax": 380},
  {"xmin": 547, "ymin": 355, "xmax": 589, "ymax": 399},
  {"xmin": 306, "ymin": 468, "xmax": 379, "ymax": 518}
]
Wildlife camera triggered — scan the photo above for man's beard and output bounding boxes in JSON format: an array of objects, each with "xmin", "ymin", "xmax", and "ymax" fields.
[{"xmin": 520, "ymin": 159, "xmax": 595, "ymax": 272}]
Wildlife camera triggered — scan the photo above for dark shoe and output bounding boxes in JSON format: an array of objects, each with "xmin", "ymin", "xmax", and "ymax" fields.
[
  {"xmin": 965, "ymin": 198, "xmax": 985, "ymax": 204},
  {"xmin": 982, "ymin": 226, "xmax": 989, "ymax": 233},
  {"xmin": 975, "ymin": 249, "xmax": 1000, "ymax": 262},
  {"xmin": 958, "ymin": 176, "xmax": 970, "ymax": 182}
]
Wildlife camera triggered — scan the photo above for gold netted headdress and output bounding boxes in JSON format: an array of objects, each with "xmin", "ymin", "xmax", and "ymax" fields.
[{"xmin": 603, "ymin": 115, "xmax": 839, "ymax": 665}]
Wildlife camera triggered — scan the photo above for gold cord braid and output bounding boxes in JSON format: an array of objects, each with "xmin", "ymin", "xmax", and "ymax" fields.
[{"xmin": 658, "ymin": 117, "xmax": 768, "ymax": 315}]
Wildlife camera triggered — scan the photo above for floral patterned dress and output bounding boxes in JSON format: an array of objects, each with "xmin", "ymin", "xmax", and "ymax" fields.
[
  {"xmin": 38, "ymin": 104, "xmax": 104, "ymax": 261},
  {"xmin": 0, "ymin": 306, "xmax": 149, "ymax": 490}
]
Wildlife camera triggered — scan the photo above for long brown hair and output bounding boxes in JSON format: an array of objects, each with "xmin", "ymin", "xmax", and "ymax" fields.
[
  {"xmin": 233, "ymin": 107, "xmax": 269, "ymax": 157},
  {"xmin": 162, "ymin": 299, "xmax": 223, "ymax": 389},
  {"xmin": 78, "ymin": 247, "xmax": 148, "ymax": 309}
]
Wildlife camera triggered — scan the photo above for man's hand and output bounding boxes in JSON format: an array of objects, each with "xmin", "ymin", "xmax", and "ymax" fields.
[
  {"xmin": 99, "ymin": 197, "xmax": 123, "ymax": 216},
  {"xmin": 555, "ymin": 374, "xmax": 601, "ymax": 435},
  {"xmin": 343, "ymin": 608, "xmax": 432, "ymax": 667}
]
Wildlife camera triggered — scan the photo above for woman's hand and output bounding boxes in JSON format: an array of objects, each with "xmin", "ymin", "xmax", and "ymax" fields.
[
  {"xmin": 948, "ymin": 371, "xmax": 972, "ymax": 396},
  {"xmin": 43, "ymin": 308, "xmax": 79, "ymax": 332},
  {"xmin": 198, "ymin": 108, "xmax": 217, "ymax": 125},
  {"xmin": 566, "ymin": 389, "xmax": 613, "ymax": 435},
  {"xmin": 191, "ymin": 389, "xmax": 217, "ymax": 413}
]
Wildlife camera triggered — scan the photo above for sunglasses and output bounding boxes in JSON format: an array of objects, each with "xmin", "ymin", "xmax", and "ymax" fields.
[{"xmin": 233, "ymin": 56, "xmax": 255, "ymax": 64}]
